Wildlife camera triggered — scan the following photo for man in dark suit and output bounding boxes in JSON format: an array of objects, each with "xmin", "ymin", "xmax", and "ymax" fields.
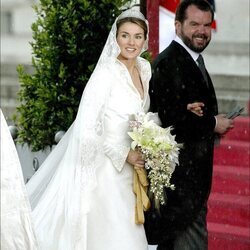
[{"xmin": 145, "ymin": 1, "xmax": 234, "ymax": 249}]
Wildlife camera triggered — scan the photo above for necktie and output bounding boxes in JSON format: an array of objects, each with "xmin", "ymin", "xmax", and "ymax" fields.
[{"xmin": 197, "ymin": 54, "xmax": 208, "ymax": 86}]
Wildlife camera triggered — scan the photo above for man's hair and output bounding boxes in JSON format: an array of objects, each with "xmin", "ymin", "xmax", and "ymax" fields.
[{"xmin": 175, "ymin": 0, "xmax": 214, "ymax": 23}]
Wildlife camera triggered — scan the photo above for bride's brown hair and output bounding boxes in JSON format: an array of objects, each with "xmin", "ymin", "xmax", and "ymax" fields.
[{"xmin": 116, "ymin": 17, "xmax": 148, "ymax": 40}]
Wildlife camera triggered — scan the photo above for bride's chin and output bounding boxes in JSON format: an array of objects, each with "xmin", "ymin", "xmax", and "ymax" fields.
[{"xmin": 118, "ymin": 54, "xmax": 138, "ymax": 61}]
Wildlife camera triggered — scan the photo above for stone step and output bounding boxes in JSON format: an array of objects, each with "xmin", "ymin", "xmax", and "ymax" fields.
[
  {"xmin": 1, "ymin": 64, "xmax": 32, "ymax": 119},
  {"xmin": 206, "ymin": 42, "xmax": 249, "ymax": 58},
  {"xmin": 208, "ymin": 193, "xmax": 250, "ymax": 227},
  {"xmin": 204, "ymin": 41, "xmax": 249, "ymax": 76},
  {"xmin": 216, "ymin": 98, "xmax": 249, "ymax": 116},
  {"xmin": 212, "ymin": 165, "xmax": 249, "ymax": 196},
  {"xmin": 1, "ymin": 52, "xmax": 249, "ymax": 117},
  {"xmin": 1, "ymin": 77, "xmax": 20, "ymax": 98},
  {"xmin": 1, "ymin": 90, "xmax": 249, "ymax": 119},
  {"xmin": 206, "ymin": 54, "xmax": 249, "ymax": 76},
  {"xmin": 223, "ymin": 117, "xmax": 250, "ymax": 142},
  {"xmin": 1, "ymin": 102, "xmax": 18, "ymax": 122},
  {"xmin": 211, "ymin": 74, "xmax": 249, "ymax": 91},
  {"xmin": 210, "ymin": 74, "xmax": 250, "ymax": 115},
  {"xmin": 214, "ymin": 140, "xmax": 250, "ymax": 167},
  {"xmin": 1, "ymin": 70, "xmax": 248, "ymax": 95},
  {"xmin": 208, "ymin": 222, "xmax": 250, "ymax": 250},
  {"xmin": 204, "ymin": 42, "xmax": 249, "ymax": 116},
  {"xmin": 1, "ymin": 63, "xmax": 33, "ymax": 77},
  {"xmin": 1, "ymin": 35, "xmax": 33, "ymax": 65}
]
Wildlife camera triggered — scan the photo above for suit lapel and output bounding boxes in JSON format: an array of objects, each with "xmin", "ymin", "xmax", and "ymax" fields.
[
  {"xmin": 170, "ymin": 41, "xmax": 218, "ymax": 115},
  {"xmin": 172, "ymin": 41, "xmax": 212, "ymax": 92}
]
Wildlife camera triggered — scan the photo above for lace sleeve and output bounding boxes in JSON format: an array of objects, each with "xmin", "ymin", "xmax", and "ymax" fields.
[{"xmin": 103, "ymin": 142, "xmax": 130, "ymax": 172}]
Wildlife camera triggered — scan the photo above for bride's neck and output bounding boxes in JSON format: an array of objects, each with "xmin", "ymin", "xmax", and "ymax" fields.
[{"xmin": 117, "ymin": 57, "xmax": 137, "ymax": 75}]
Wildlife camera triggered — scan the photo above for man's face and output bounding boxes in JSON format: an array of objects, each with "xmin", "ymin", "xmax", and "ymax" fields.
[{"xmin": 175, "ymin": 5, "xmax": 213, "ymax": 53}]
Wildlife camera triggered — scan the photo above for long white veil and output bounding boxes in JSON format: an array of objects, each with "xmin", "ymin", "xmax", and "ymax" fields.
[
  {"xmin": 1, "ymin": 109, "xmax": 38, "ymax": 249},
  {"xmin": 26, "ymin": 8, "xmax": 149, "ymax": 249}
]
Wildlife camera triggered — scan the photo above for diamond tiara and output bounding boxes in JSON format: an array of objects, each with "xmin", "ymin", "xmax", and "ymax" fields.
[{"xmin": 117, "ymin": 9, "xmax": 146, "ymax": 22}]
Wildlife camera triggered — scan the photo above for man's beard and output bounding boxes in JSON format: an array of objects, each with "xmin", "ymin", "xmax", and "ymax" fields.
[{"xmin": 180, "ymin": 31, "xmax": 210, "ymax": 53}]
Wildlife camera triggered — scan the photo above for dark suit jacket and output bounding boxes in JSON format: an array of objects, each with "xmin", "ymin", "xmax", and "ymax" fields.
[{"xmin": 145, "ymin": 41, "xmax": 218, "ymax": 245}]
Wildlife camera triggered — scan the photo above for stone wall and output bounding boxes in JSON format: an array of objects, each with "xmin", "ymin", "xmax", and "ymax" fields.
[
  {"xmin": 1, "ymin": 0, "xmax": 35, "ymax": 122},
  {"xmin": 203, "ymin": 0, "xmax": 249, "ymax": 114}
]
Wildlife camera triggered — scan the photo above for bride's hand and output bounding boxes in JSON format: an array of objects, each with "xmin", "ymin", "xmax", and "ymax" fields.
[
  {"xmin": 187, "ymin": 102, "xmax": 204, "ymax": 117},
  {"xmin": 126, "ymin": 149, "xmax": 145, "ymax": 169}
]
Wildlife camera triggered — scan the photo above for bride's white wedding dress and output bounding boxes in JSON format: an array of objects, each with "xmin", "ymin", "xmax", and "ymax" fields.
[
  {"xmin": 26, "ymin": 9, "xmax": 151, "ymax": 250},
  {"xmin": 86, "ymin": 59, "xmax": 150, "ymax": 250},
  {"xmin": 1, "ymin": 110, "xmax": 38, "ymax": 249}
]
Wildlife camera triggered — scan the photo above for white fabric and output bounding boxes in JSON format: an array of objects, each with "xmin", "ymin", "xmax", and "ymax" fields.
[
  {"xmin": 0, "ymin": 109, "xmax": 38, "ymax": 250},
  {"xmin": 159, "ymin": 6, "xmax": 176, "ymax": 52},
  {"xmin": 26, "ymin": 9, "xmax": 151, "ymax": 250},
  {"xmin": 148, "ymin": 246, "xmax": 157, "ymax": 250}
]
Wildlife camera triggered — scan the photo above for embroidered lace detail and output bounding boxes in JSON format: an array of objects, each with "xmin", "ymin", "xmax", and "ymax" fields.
[
  {"xmin": 95, "ymin": 105, "xmax": 105, "ymax": 136},
  {"xmin": 80, "ymin": 138, "xmax": 100, "ymax": 190},
  {"xmin": 111, "ymin": 145, "xmax": 130, "ymax": 171}
]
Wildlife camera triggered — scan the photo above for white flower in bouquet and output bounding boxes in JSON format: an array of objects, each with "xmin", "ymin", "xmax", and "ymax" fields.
[{"xmin": 128, "ymin": 112, "xmax": 182, "ymax": 209}]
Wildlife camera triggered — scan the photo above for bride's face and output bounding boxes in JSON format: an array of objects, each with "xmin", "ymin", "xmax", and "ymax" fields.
[{"xmin": 116, "ymin": 22, "xmax": 145, "ymax": 61}]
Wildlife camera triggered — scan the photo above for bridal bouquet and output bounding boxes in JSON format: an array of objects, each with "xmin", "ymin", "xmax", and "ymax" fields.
[{"xmin": 128, "ymin": 112, "xmax": 181, "ymax": 209}]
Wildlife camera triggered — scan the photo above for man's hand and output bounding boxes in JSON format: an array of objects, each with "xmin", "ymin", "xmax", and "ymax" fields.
[
  {"xmin": 214, "ymin": 114, "xmax": 234, "ymax": 135},
  {"xmin": 187, "ymin": 102, "xmax": 204, "ymax": 117}
]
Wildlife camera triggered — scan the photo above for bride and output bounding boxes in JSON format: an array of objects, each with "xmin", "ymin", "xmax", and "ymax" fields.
[{"xmin": 27, "ymin": 8, "xmax": 151, "ymax": 250}]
